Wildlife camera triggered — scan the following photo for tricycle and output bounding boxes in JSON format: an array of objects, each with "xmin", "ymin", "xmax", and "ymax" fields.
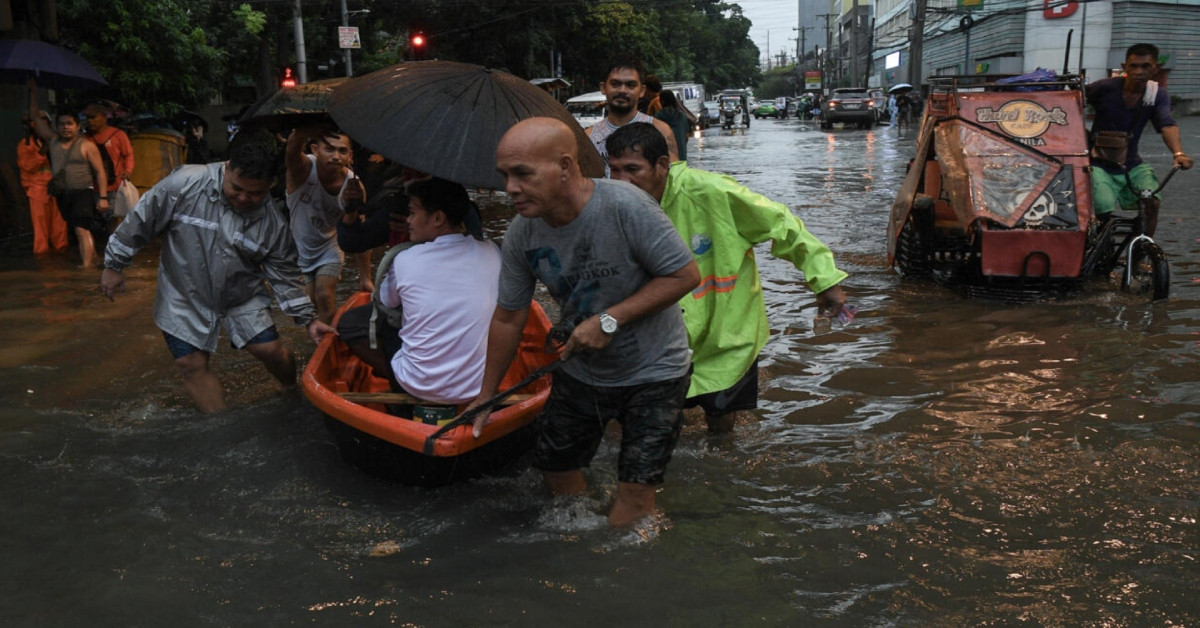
[
  {"xmin": 718, "ymin": 92, "xmax": 749, "ymax": 130},
  {"xmin": 887, "ymin": 73, "xmax": 1173, "ymax": 301}
]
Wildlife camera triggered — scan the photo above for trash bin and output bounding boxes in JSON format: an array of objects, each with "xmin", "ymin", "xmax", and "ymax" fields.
[{"xmin": 130, "ymin": 128, "xmax": 185, "ymax": 194}]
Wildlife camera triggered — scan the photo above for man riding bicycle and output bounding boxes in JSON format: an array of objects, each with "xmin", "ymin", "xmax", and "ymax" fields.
[{"xmin": 1087, "ymin": 43, "xmax": 1193, "ymax": 237}]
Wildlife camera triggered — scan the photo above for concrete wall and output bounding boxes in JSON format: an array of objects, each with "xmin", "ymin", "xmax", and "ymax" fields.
[{"xmin": 1112, "ymin": 1, "xmax": 1200, "ymax": 110}]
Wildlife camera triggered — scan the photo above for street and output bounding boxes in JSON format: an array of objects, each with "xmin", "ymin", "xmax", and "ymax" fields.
[{"xmin": 1, "ymin": 114, "xmax": 1199, "ymax": 625}]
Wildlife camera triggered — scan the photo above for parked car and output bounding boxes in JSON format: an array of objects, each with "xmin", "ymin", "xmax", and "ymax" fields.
[
  {"xmin": 698, "ymin": 101, "xmax": 721, "ymax": 129},
  {"xmin": 753, "ymin": 101, "xmax": 779, "ymax": 119}
]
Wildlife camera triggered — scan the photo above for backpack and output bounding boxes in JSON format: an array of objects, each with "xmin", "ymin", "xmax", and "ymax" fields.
[
  {"xmin": 91, "ymin": 128, "xmax": 120, "ymax": 185},
  {"xmin": 368, "ymin": 242, "xmax": 417, "ymax": 349}
]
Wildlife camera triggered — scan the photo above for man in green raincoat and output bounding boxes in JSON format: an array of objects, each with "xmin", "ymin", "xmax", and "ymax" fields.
[{"xmin": 607, "ymin": 122, "xmax": 848, "ymax": 433}]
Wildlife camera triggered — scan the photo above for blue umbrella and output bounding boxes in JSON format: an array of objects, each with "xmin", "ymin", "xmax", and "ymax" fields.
[{"xmin": 0, "ymin": 39, "xmax": 107, "ymax": 90}]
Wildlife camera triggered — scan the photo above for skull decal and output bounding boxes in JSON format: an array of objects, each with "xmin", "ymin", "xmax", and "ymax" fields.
[{"xmin": 1021, "ymin": 191, "xmax": 1057, "ymax": 226}]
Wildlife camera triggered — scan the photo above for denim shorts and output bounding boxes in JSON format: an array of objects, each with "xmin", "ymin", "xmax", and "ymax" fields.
[
  {"xmin": 533, "ymin": 369, "xmax": 690, "ymax": 485},
  {"xmin": 162, "ymin": 326, "xmax": 279, "ymax": 359}
]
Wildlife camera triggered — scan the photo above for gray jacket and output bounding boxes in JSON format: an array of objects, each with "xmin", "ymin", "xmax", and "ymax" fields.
[{"xmin": 104, "ymin": 163, "xmax": 316, "ymax": 352}]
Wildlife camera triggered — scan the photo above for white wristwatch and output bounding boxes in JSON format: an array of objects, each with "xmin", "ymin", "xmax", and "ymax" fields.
[{"xmin": 598, "ymin": 311, "xmax": 619, "ymax": 335}]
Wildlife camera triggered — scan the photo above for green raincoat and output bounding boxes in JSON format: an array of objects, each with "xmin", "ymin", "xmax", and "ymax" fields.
[{"xmin": 660, "ymin": 161, "xmax": 847, "ymax": 398}]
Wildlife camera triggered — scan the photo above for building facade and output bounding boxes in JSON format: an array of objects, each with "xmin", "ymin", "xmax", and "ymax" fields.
[{"xmin": 868, "ymin": 0, "xmax": 1200, "ymax": 111}]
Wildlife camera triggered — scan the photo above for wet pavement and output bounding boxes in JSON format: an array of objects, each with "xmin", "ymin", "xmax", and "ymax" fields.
[{"xmin": 2, "ymin": 114, "xmax": 1199, "ymax": 625}]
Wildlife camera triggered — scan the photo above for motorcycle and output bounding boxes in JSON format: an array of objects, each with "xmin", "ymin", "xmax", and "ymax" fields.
[{"xmin": 887, "ymin": 73, "xmax": 1174, "ymax": 301}]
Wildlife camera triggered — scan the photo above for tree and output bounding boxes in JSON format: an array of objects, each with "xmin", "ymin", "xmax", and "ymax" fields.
[{"xmin": 56, "ymin": 0, "xmax": 226, "ymax": 117}]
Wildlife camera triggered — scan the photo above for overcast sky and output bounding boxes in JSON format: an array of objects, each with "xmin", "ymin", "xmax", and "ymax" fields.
[{"xmin": 739, "ymin": 0, "xmax": 801, "ymax": 63}]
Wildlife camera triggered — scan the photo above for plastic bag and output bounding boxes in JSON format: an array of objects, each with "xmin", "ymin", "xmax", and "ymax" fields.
[{"xmin": 111, "ymin": 179, "xmax": 140, "ymax": 217}]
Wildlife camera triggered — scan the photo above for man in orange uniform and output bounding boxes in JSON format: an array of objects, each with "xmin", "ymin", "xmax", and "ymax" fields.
[{"xmin": 17, "ymin": 114, "xmax": 69, "ymax": 254}]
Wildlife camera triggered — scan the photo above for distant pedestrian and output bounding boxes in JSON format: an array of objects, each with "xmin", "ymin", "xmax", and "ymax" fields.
[
  {"xmin": 82, "ymin": 101, "xmax": 135, "ymax": 210},
  {"xmin": 16, "ymin": 114, "xmax": 68, "ymax": 254},
  {"xmin": 641, "ymin": 74, "xmax": 663, "ymax": 114},
  {"xmin": 896, "ymin": 92, "xmax": 913, "ymax": 131},
  {"xmin": 184, "ymin": 118, "xmax": 214, "ymax": 165},
  {"xmin": 888, "ymin": 93, "xmax": 898, "ymax": 127},
  {"xmin": 28, "ymin": 79, "xmax": 109, "ymax": 269},
  {"xmin": 653, "ymin": 90, "xmax": 693, "ymax": 161}
]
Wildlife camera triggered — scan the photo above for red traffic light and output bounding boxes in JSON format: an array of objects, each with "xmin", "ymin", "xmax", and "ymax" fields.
[
  {"xmin": 411, "ymin": 34, "xmax": 425, "ymax": 47},
  {"xmin": 281, "ymin": 67, "xmax": 296, "ymax": 88}
]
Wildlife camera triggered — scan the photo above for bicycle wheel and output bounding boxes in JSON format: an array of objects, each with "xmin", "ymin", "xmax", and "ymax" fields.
[{"xmin": 1120, "ymin": 240, "xmax": 1170, "ymax": 301}]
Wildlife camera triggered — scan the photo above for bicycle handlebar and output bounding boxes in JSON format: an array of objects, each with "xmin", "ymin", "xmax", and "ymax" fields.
[{"xmin": 1152, "ymin": 165, "xmax": 1182, "ymax": 196}]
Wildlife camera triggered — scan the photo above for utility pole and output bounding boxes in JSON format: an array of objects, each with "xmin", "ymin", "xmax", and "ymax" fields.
[
  {"xmin": 818, "ymin": 12, "xmax": 836, "ymax": 91},
  {"xmin": 849, "ymin": 0, "xmax": 859, "ymax": 87},
  {"xmin": 794, "ymin": 25, "xmax": 813, "ymax": 68},
  {"xmin": 340, "ymin": 0, "xmax": 352, "ymax": 77},
  {"xmin": 908, "ymin": 0, "xmax": 926, "ymax": 88}
]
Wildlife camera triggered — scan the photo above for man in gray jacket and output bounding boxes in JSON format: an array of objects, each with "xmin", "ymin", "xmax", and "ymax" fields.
[{"xmin": 99, "ymin": 140, "xmax": 336, "ymax": 412}]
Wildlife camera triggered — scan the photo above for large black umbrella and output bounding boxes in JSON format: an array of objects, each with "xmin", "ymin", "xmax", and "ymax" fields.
[
  {"xmin": 239, "ymin": 77, "xmax": 350, "ymax": 132},
  {"xmin": 329, "ymin": 61, "xmax": 603, "ymax": 190},
  {"xmin": 0, "ymin": 39, "xmax": 107, "ymax": 90}
]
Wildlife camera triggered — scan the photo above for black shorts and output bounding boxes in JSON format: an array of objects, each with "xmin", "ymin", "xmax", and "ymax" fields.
[
  {"xmin": 56, "ymin": 188, "xmax": 105, "ymax": 233},
  {"xmin": 533, "ymin": 369, "xmax": 690, "ymax": 485},
  {"xmin": 683, "ymin": 359, "xmax": 758, "ymax": 417},
  {"xmin": 336, "ymin": 304, "xmax": 401, "ymax": 357}
]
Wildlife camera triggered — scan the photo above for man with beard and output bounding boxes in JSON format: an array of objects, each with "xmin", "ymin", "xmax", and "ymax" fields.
[{"xmin": 584, "ymin": 58, "xmax": 677, "ymax": 175}]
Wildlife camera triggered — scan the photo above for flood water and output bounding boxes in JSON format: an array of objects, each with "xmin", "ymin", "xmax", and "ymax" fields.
[{"xmin": 3, "ymin": 116, "xmax": 1199, "ymax": 626}]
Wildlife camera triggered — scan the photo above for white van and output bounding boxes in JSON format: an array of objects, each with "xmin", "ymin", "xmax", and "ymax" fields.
[
  {"xmin": 566, "ymin": 91, "xmax": 606, "ymax": 129},
  {"xmin": 661, "ymin": 81, "xmax": 705, "ymax": 117}
]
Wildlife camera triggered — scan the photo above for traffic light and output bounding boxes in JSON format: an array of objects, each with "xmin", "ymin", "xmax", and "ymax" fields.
[
  {"xmin": 281, "ymin": 67, "xmax": 297, "ymax": 88},
  {"xmin": 410, "ymin": 32, "xmax": 425, "ymax": 60}
]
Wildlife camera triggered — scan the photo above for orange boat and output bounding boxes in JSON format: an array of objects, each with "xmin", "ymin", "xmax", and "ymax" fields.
[{"xmin": 302, "ymin": 292, "xmax": 556, "ymax": 485}]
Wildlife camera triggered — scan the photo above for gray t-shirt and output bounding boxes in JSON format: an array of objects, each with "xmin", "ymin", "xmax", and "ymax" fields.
[{"xmin": 498, "ymin": 178, "xmax": 693, "ymax": 386}]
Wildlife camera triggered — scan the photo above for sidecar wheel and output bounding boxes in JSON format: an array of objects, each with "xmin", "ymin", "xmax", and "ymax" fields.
[{"xmin": 894, "ymin": 212, "xmax": 932, "ymax": 278}]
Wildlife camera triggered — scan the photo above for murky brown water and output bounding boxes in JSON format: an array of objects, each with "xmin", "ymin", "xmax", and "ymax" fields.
[{"xmin": 2, "ymin": 116, "xmax": 1198, "ymax": 626}]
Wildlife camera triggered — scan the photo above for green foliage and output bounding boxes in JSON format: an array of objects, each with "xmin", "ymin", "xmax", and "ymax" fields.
[
  {"xmin": 756, "ymin": 64, "xmax": 799, "ymax": 99},
  {"xmin": 57, "ymin": 0, "xmax": 225, "ymax": 117},
  {"xmin": 233, "ymin": 4, "xmax": 267, "ymax": 37},
  {"xmin": 51, "ymin": 0, "xmax": 764, "ymax": 112}
]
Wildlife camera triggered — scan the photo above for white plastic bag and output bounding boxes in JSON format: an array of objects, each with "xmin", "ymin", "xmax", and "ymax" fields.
[{"xmin": 112, "ymin": 179, "xmax": 140, "ymax": 217}]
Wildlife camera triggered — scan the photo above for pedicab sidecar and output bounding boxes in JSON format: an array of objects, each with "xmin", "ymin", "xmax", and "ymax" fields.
[{"xmin": 887, "ymin": 74, "xmax": 1170, "ymax": 301}]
